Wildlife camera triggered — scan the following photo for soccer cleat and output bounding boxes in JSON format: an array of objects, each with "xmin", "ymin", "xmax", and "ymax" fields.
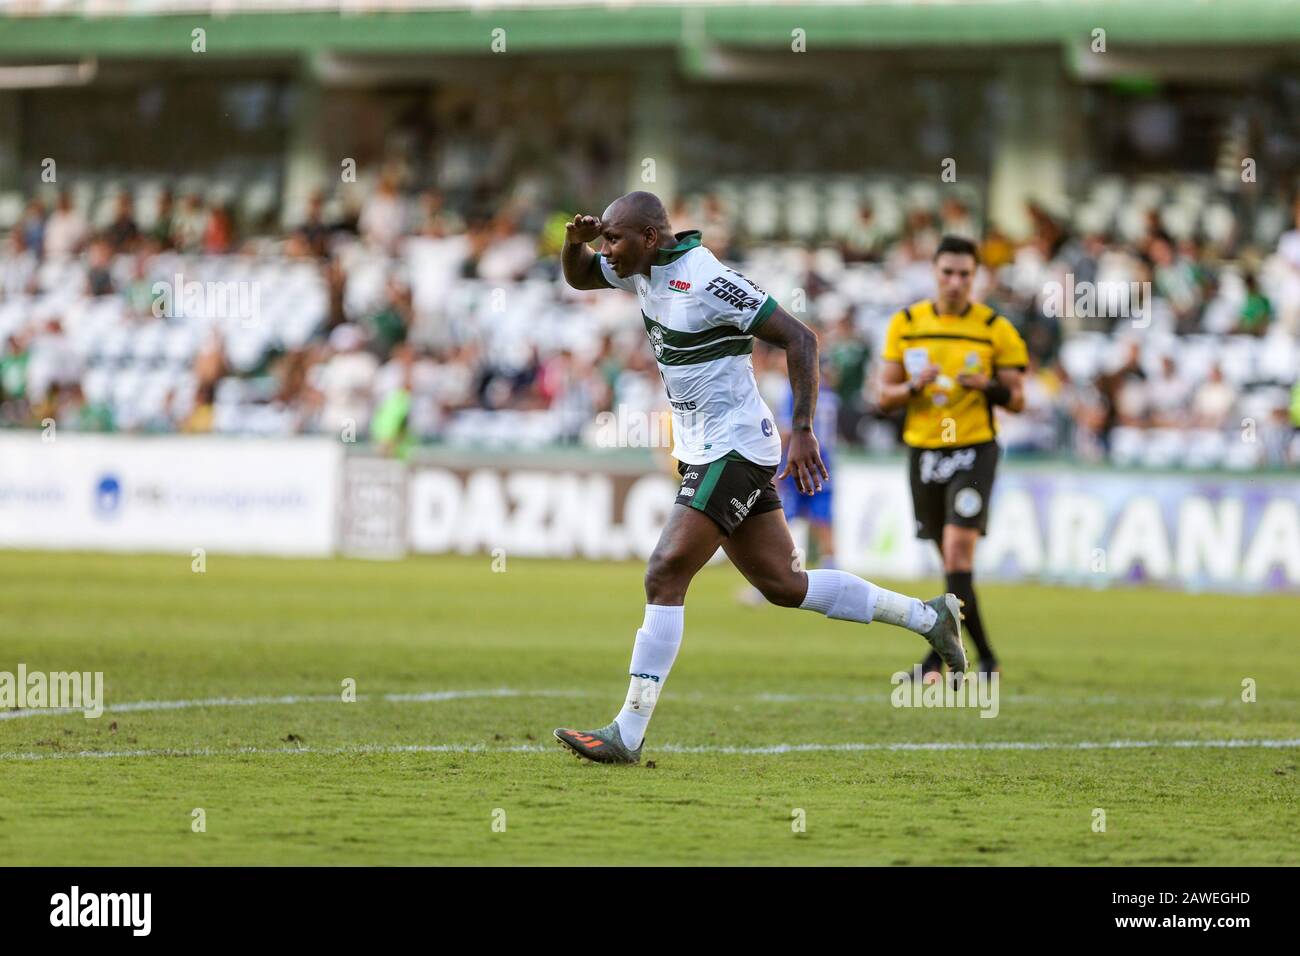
[
  {"xmin": 553, "ymin": 721, "xmax": 643, "ymax": 765},
  {"xmin": 921, "ymin": 593, "xmax": 968, "ymax": 673}
]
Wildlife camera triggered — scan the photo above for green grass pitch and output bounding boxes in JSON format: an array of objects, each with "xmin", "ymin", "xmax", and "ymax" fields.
[{"xmin": 1, "ymin": 550, "xmax": 1296, "ymax": 866}]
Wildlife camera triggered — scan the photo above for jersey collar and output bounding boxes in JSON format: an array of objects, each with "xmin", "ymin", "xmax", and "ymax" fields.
[
  {"xmin": 653, "ymin": 230, "xmax": 702, "ymax": 267},
  {"xmin": 931, "ymin": 299, "xmax": 973, "ymax": 319}
]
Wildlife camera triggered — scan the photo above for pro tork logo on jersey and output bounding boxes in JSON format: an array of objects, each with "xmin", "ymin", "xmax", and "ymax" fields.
[{"xmin": 704, "ymin": 275, "xmax": 761, "ymax": 312}]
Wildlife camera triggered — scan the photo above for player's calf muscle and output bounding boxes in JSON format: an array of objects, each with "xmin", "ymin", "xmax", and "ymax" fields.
[{"xmin": 754, "ymin": 570, "xmax": 807, "ymax": 608}]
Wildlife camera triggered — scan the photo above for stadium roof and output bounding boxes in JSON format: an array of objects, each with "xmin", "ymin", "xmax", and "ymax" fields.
[{"xmin": 2, "ymin": 0, "xmax": 1300, "ymax": 57}]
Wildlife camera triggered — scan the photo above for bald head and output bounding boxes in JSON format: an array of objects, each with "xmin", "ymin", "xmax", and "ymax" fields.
[
  {"xmin": 602, "ymin": 191, "xmax": 672, "ymax": 235},
  {"xmin": 597, "ymin": 191, "xmax": 678, "ymax": 279}
]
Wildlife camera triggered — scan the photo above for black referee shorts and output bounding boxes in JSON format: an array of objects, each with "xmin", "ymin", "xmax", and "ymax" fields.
[
  {"xmin": 907, "ymin": 440, "xmax": 1000, "ymax": 542},
  {"xmin": 676, "ymin": 451, "xmax": 783, "ymax": 536}
]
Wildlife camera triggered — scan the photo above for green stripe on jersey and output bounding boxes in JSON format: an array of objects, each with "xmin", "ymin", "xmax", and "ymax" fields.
[
  {"xmin": 657, "ymin": 336, "xmax": 754, "ymax": 365},
  {"xmin": 644, "ymin": 314, "xmax": 755, "ymax": 366},
  {"xmin": 690, "ymin": 457, "xmax": 727, "ymax": 512}
]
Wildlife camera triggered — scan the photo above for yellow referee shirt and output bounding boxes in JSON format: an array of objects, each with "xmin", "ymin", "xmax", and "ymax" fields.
[{"xmin": 881, "ymin": 299, "xmax": 1029, "ymax": 449}]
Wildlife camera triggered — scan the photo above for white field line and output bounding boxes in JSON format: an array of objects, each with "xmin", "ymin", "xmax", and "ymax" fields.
[
  {"xmin": 2, "ymin": 738, "xmax": 1298, "ymax": 762},
  {"xmin": 0, "ymin": 687, "xmax": 1275, "ymax": 722},
  {"xmin": 0, "ymin": 688, "xmax": 591, "ymax": 721}
]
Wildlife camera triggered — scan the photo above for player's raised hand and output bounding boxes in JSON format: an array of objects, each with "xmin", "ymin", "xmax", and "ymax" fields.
[
  {"xmin": 779, "ymin": 429, "xmax": 830, "ymax": 495},
  {"xmin": 565, "ymin": 214, "xmax": 602, "ymax": 244}
]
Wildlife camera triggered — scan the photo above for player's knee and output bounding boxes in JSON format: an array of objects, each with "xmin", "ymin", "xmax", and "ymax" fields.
[
  {"xmin": 942, "ymin": 531, "xmax": 977, "ymax": 571},
  {"xmin": 644, "ymin": 551, "xmax": 690, "ymax": 603},
  {"xmin": 943, "ymin": 552, "xmax": 973, "ymax": 574}
]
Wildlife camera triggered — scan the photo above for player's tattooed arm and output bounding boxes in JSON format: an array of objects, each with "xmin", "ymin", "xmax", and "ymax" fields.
[
  {"xmin": 561, "ymin": 214, "xmax": 606, "ymax": 290},
  {"xmin": 754, "ymin": 307, "xmax": 830, "ymax": 495}
]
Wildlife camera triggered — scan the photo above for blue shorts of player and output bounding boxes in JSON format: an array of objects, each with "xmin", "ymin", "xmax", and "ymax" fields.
[{"xmin": 778, "ymin": 455, "xmax": 833, "ymax": 525}]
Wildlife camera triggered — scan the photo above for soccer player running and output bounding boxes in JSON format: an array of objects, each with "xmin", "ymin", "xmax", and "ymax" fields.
[
  {"xmin": 553, "ymin": 191, "xmax": 966, "ymax": 764},
  {"xmin": 876, "ymin": 235, "xmax": 1028, "ymax": 681}
]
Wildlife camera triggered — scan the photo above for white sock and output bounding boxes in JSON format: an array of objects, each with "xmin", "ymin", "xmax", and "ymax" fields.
[
  {"xmin": 799, "ymin": 569, "xmax": 937, "ymax": 634},
  {"xmin": 613, "ymin": 604, "xmax": 683, "ymax": 749}
]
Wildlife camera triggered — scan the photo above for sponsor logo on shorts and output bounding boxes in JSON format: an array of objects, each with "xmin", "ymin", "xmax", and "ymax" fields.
[
  {"xmin": 954, "ymin": 487, "xmax": 983, "ymax": 518},
  {"xmin": 730, "ymin": 487, "xmax": 763, "ymax": 521},
  {"xmin": 679, "ymin": 487, "xmax": 695, "ymax": 498},
  {"xmin": 919, "ymin": 447, "xmax": 978, "ymax": 484},
  {"xmin": 682, "ymin": 471, "xmax": 699, "ymax": 481}
]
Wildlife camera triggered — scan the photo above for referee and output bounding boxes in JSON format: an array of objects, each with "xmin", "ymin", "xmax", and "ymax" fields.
[{"xmin": 876, "ymin": 235, "xmax": 1028, "ymax": 678}]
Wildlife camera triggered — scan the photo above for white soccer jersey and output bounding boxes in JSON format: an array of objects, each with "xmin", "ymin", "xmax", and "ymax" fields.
[{"xmin": 598, "ymin": 231, "xmax": 782, "ymax": 466}]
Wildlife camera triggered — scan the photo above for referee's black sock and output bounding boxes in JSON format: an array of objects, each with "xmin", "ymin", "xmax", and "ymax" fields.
[{"xmin": 945, "ymin": 571, "xmax": 995, "ymax": 664}]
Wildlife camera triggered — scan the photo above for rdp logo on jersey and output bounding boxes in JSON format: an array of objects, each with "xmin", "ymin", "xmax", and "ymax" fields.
[{"xmin": 668, "ymin": 279, "xmax": 691, "ymax": 293}]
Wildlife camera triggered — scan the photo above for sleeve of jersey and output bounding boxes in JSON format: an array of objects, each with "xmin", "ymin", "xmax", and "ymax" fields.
[
  {"xmin": 695, "ymin": 265, "xmax": 778, "ymax": 333},
  {"xmin": 597, "ymin": 255, "xmax": 636, "ymax": 292},
  {"xmin": 992, "ymin": 318, "xmax": 1030, "ymax": 369},
  {"xmin": 880, "ymin": 313, "xmax": 906, "ymax": 363}
]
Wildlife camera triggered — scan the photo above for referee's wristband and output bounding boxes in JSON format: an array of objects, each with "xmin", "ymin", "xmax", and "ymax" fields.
[{"xmin": 982, "ymin": 381, "xmax": 1013, "ymax": 407}]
